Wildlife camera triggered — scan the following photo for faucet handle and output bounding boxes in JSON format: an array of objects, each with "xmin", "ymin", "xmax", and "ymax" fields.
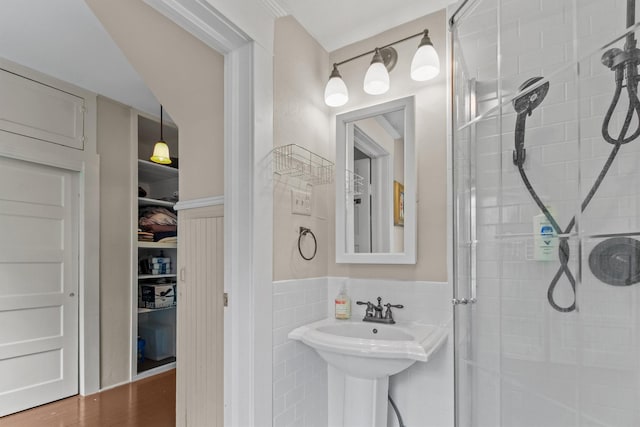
[
  {"xmin": 383, "ymin": 303, "xmax": 403, "ymax": 323},
  {"xmin": 356, "ymin": 300, "xmax": 374, "ymax": 317}
]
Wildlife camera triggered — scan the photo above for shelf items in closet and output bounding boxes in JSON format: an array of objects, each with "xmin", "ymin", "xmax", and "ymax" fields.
[{"xmin": 136, "ymin": 154, "xmax": 178, "ymax": 374}]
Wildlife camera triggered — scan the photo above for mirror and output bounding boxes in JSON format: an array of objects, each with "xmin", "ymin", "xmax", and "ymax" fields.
[{"xmin": 336, "ymin": 96, "xmax": 416, "ymax": 264}]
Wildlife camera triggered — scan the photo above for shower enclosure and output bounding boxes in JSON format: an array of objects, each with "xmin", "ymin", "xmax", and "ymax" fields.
[{"xmin": 451, "ymin": 0, "xmax": 640, "ymax": 425}]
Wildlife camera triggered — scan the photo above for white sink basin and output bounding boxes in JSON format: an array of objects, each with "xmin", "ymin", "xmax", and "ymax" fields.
[
  {"xmin": 290, "ymin": 318, "xmax": 448, "ymax": 426},
  {"xmin": 288, "ymin": 318, "xmax": 447, "ymax": 379}
]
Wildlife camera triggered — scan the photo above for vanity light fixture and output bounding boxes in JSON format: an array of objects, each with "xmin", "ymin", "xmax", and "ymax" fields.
[
  {"xmin": 324, "ymin": 64, "xmax": 349, "ymax": 107},
  {"xmin": 410, "ymin": 30, "xmax": 440, "ymax": 81},
  {"xmin": 150, "ymin": 105, "xmax": 172, "ymax": 165},
  {"xmin": 324, "ymin": 28, "xmax": 440, "ymax": 107},
  {"xmin": 363, "ymin": 48, "xmax": 391, "ymax": 95}
]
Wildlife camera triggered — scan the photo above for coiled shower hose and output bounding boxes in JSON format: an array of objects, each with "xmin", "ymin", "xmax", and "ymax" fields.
[{"xmin": 513, "ymin": 70, "xmax": 640, "ymax": 312}]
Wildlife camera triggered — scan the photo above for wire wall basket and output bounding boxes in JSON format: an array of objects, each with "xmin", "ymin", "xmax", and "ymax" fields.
[
  {"xmin": 345, "ymin": 170, "xmax": 365, "ymax": 196},
  {"xmin": 273, "ymin": 144, "xmax": 334, "ymax": 185}
]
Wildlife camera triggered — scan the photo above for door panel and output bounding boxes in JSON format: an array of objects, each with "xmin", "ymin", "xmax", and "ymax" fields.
[
  {"xmin": 0, "ymin": 156, "xmax": 78, "ymax": 417},
  {"xmin": 177, "ymin": 206, "xmax": 224, "ymax": 427},
  {"xmin": 0, "ymin": 68, "xmax": 85, "ymax": 150}
]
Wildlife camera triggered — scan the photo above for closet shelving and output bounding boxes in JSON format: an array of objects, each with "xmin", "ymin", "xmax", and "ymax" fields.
[
  {"xmin": 137, "ymin": 158, "xmax": 178, "ymax": 287},
  {"xmin": 134, "ymin": 118, "xmax": 179, "ymax": 376}
]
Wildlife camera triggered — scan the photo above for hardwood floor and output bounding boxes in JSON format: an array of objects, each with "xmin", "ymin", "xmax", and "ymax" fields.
[{"xmin": 1, "ymin": 370, "xmax": 176, "ymax": 427}]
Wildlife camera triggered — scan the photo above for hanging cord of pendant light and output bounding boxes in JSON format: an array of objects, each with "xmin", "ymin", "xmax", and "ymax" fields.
[{"xmin": 150, "ymin": 106, "xmax": 172, "ymax": 165}]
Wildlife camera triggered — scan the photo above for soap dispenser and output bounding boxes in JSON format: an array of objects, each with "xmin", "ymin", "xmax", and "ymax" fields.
[{"xmin": 335, "ymin": 281, "xmax": 351, "ymax": 320}]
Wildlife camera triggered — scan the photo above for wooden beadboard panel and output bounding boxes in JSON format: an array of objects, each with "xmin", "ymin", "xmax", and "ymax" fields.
[{"xmin": 177, "ymin": 205, "xmax": 224, "ymax": 427}]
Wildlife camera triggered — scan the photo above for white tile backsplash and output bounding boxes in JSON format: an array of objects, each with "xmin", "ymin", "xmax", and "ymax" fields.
[
  {"xmin": 272, "ymin": 277, "xmax": 328, "ymax": 427},
  {"xmin": 273, "ymin": 277, "xmax": 454, "ymax": 427},
  {"xmin": 327, "ymin": 277, "xmax": 454, "ymax": 427}
]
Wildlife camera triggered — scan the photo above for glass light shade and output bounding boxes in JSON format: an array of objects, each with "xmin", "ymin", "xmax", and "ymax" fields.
[
  {"xmin": 411, "ymin": 43, "xmax": 440, "ymax": 81},
  {"xmin": 324, "ymin": 75, "xmax": 349, "ymax": 107},
  {"xmin": 150, "ymin": 141, "xmax": 172, "ymax": 165},
  {"xmin": 363, "ymin": 61, "xmax": 390, "ymax": 95}
]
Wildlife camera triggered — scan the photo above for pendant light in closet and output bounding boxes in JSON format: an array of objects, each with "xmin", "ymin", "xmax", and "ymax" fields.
[{"xmin": 150, "ymin": 105, "xmax": 172, "ymax": 165}]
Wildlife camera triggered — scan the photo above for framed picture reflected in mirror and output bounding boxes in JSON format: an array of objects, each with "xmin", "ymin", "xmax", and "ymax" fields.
[{"xmin": 394, "ymin": 181, "xmax": 404, "ymax": 226}]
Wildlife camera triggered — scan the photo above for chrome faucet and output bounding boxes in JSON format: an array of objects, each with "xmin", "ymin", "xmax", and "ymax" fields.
[{"xmin": 356, "ymin": 296, "xmax": 404, "ymax": 324}]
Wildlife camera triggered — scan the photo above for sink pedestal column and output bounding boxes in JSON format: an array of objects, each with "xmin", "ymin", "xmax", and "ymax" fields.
[{"xmin": 327, "ymin": 365, "xmax": 390, "ymax": 427}]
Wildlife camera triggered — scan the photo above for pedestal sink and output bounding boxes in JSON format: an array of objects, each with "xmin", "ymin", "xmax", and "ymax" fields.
[{"xmin": 288, "ymin": 318, "xmax": 447, "ymax": 427}]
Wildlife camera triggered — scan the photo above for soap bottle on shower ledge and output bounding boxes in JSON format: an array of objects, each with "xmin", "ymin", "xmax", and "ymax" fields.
[
  {"xmin": 335, "ymin": 281, "xmax": 351, "ymax": 320},
  {"xmin": 533, "ymin": 206, "xmax": 558, "ymax": 261}
]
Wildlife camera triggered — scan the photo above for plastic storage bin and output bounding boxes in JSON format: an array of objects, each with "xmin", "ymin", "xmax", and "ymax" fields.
[{"xmin": 138, "ymin": 322, "xmax": 175, "ymax": 361}]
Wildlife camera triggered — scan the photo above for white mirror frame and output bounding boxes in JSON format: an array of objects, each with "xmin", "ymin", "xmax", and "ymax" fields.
[{"xmin": 335, "ymin": 96, "xmax": 416, "ymax": 264}]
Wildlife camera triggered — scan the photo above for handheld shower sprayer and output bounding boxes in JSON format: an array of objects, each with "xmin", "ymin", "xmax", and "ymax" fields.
[
  {"xmin": 511, "ymin": 0, "xmax": 640, "ymax": 313},
  {"xmin": 600, "ymin": 3, "xmax": 640, "ymax": 146},
  {"xmin": 513, "ymin": 77, "xmax": 549, "ymax": 168}
]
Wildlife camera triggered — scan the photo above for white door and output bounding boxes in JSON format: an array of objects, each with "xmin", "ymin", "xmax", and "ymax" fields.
[{"xmin": 0, "ymin": 156, "xmax": 78, "ymax": 416}]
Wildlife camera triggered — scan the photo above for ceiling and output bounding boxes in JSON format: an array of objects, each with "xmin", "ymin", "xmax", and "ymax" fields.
[
  {"xmin": 273, "ymin": 0, "xmax": 456, "ymax": 52},
  {"xmin": 0, "ymin": 0, "xmax": 455, "ymax": 115},
  {"xmin": 0, "ymin": 0, "xmax": 159, "ymax": 115}
]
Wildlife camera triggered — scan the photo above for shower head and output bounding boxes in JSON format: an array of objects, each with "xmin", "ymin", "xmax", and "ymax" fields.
[
  {"xmin": 601, "ymin": 48, "xmax": 624, "ymax": 69},
  {"xmin": 513, "ymin": 77, "xmax": 550, "ymax": 115}
]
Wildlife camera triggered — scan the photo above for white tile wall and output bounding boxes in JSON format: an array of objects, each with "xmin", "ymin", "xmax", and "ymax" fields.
[
  {"xmin": 453, "ymin": 0, "xmax": 640, "ymax": 425},
  {"xmin": 272, "ymin": 277, "xmax": 328, "ymax": 427},
  {"xmin": 273, "ymin": 276, "xmax": 454, "ymax": 427},
  {"xmin": 327, "ymin": 277, "xmax": 454, "ymax": 427}
]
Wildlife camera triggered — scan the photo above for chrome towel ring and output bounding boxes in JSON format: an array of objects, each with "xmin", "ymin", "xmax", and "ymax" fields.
[{"xmin": 298, "ymin": 227, "xmax": 317, "ymax": 261}]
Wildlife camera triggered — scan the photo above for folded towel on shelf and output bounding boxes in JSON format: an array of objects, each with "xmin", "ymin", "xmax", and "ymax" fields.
[
  {"xmin": 154, "ymin": 231, "xmax": 178, "ymax": 242},
  {"xmin": 137, "ymin": 231, "xmax": 154, "ymax": 242},
  {"xmin": 139, "ymin": 207, "xmax": 177, "ymax": 231},
  {"xmin": 156, "ymin": 236, "xmax": 178, "ymax": 244},
  {"xmin": 143, "ymin": 223, "xmax": 177, "ymax": 233}
]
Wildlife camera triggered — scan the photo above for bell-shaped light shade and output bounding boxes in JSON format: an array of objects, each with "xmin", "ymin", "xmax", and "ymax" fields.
[
  {"xmin": 363, "ymin": 49, "xmax": 390, "ymax": 95},
  {"xmin": 411, "ymin": 31, "xmax": 440, "ymax": 81},
  {"xmin": 324, "ymin": 64, "xmax": 349, "ymax": 107},
  {"xmin": 150, "ymin": 141, "xmax": 172, "ymax": 165}
]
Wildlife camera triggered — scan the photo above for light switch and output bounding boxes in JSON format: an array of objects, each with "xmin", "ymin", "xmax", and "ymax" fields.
[{"xmin": 291, "ymin": 189, "xmax": 312, "ymax": 216}]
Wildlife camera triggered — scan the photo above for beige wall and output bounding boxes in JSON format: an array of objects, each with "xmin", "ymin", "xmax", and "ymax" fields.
[
  {"xmin": 273, "ymin": 17, "xmax": 332, "ymax": 281},
  {"xmin": 85, "ymin": 0, "xmax": 225, "ymax": 201},
  {"xmin": 96, "ymin": 96, "xmax": 133, "ymax": 387},
  {"xmin": 274, "ymin": 10, "xmax": 448, "ymax": 282},
  {"xmin": 328, "ymin": 10, "xmax": 448, "ymax": 282},
  {"xmin": 86, "ymin": 0, "xmax": 225, "ymax": 388}
]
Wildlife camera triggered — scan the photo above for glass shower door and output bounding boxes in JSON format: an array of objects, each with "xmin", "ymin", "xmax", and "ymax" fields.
[
  {"xmin": 452, "ymin": 1, "xmax": 502, "ymax": 425},
  {"xmin": 453, "ymin": 0, "xmax": 640, "ymax": 426}
]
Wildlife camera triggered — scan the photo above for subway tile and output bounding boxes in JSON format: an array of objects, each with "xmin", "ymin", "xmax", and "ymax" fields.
[
  {"xmin": 273, "ymin": 326, "xmax": 290, "ymax": 347},
  {"xmin": 273, "ymin": 362, "xmax": 286, "ymax": 382},
  {"xmin": 542, "ymin": 100, "xmax": 578, "ymax": 125},
  {"xmin": 273, "ymin": 341, "xmax": 296, "ymax": 366},
  {"xmin": 285, "ymin": 352, "xmax": 305, "ymax": 376},
  {"xmin": 285, "ymin": 385, "xmax": 305, "ymax": 409},
  {"xmin": 273, "ymin": 307, "xmax": 294, "ymax": 329},
  {"xmin": 273, "ymin": 406, "xmax": 295, "ymax": 427},
  {"xmin": 273, "ymin": 374, "xmax": 295, "ymax": 399}
]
